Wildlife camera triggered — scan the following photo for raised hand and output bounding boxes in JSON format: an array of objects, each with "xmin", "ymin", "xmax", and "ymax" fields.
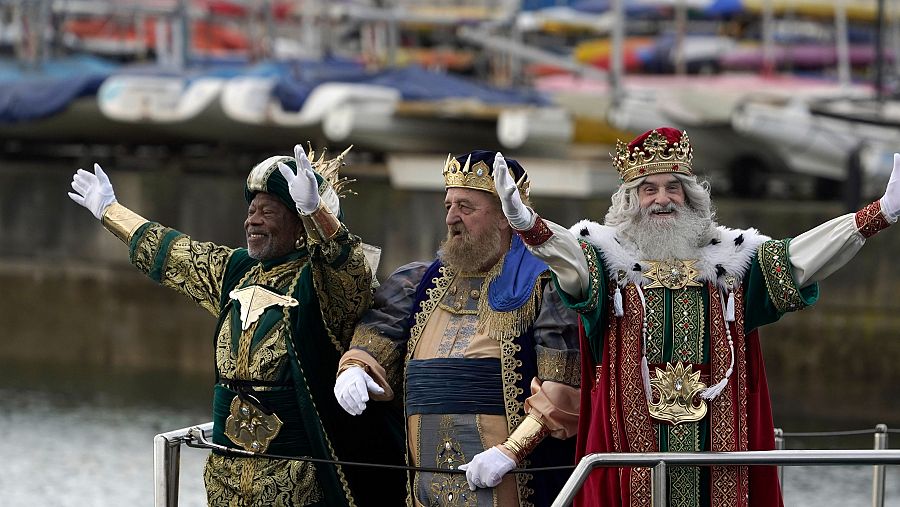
[
  {"xmin": 492, "ymin": 152, "xmax": 534, "ymax": 230},
  {"xmin": 880, "ymin": 153, "xmax": 900, "ymax": 220},
  {"xmin": 333, "ymin": 365, "xmax": 384, "ymax": 416},
  {"xmin": 457, "ymin": 446, "xmax": 516, "ymax": 491},
  {"xmin": 68, "ymin": 163, "xmax": 117, "ymax": 220},
  {"xmin": 277, "ymin": 144, "xmax": 320, "ymax": 214}
]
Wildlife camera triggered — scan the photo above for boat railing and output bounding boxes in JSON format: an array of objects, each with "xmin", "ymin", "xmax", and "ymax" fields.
[
  {"xmin": 153, "ymin": 422, "xmax": 897, "ymax": 507},
  {"xmin": 774, "ymin": 424, "xmax": 895, "ymax": 507},
  {"xmin": 154, "ymin": 421, "xmax": 212, "ymax": 507},
  {"xmin": 552, "ymin": 424, "xmax": 897, "ymax": 507}
]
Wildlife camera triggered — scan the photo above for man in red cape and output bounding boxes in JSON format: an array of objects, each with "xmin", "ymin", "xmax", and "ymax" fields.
[{"xmin": 490, "ymin": 127, "xmax": 900, "ymax": 506}]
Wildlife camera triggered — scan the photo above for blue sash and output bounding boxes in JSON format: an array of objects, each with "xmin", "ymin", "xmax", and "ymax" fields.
[{"xmin": 405, "ymin": 358, "xmax": 505, "ymax": 416}]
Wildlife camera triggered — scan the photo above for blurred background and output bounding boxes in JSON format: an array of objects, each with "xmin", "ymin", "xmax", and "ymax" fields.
[{"xmin": 0, "ymin": 0, "xmax": 898, "ymax": 505}]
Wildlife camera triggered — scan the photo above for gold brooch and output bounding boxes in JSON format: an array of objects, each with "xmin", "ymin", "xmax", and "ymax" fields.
[
  {"xmin": 647, "ymin": 362, "xmax": 707, "ymax": 425},
  {"xmin": 643, "ymin": 259, "xmax": 702, "ymax": 290},
  {"xmin": 224, "ymin": 394, "xmax": 283, "ymax": 453},
  {"xmin": 229, "ymin": 285, "xmax": 299, "ymax": 331}
]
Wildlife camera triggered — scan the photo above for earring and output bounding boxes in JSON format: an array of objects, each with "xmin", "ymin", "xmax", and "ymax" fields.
[{"xmin": 295, "ymin": 238, "xmax": 303, "ymax": 250}]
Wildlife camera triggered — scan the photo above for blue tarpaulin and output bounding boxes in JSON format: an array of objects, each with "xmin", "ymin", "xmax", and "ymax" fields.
[
  {"xmin": 273, "ymin": 64, "xmax": 548, "ymax": 113},
  {"xmin": 0, "ymin": 54, "xmax": 118, "ymax": 123}
]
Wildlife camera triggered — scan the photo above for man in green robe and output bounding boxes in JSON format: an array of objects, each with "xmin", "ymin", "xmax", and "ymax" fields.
[{"xmin": 68, "ymin": 145, "xmax": 405, "ymax": 506}]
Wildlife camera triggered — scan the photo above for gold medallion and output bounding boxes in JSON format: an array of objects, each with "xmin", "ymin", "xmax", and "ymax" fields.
[
  {"xmin": 647, "ymin": 362, "xmax": 707, "ymax": 425},
  {"xmin": 643, "ymin": 259, "xmax": 702, "ymax": 290},
  {"xmin": 224, "ymin": 395, "xmax": 284, "ymax": 453}
]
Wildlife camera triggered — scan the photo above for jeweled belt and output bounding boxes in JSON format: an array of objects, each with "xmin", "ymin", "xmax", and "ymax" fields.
[{"xmin": 212, "ymin": 383, "xmax": 310, "ymax": 455}]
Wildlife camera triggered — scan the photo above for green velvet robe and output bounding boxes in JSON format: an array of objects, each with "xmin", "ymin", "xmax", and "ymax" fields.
[{"xmin": 129, "ymin": 222, "xmax": 405, "ymax": 507}]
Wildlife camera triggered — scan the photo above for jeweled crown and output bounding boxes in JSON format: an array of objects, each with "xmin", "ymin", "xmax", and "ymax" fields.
[
  {"xmin": 442, "ymin": 152, "xmax": 530, "ymax": 197},
  {"xmin": 613, "ymin": 128, "xmax": 694, "ymax": 183}
]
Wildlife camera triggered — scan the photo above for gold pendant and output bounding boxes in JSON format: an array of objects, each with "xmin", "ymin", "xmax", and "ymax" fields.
[
  {"xmin": 643, "ymin": 259, "xmax": 702, "ymax": 290},
  {"xmin": 647, "ymin": 362, "xmax": 708, "ymax": 425},
  {"xmin": 229, "ymin": 285, "xmax": 298, "ymax": 331},
  {"xmin": 224, "ymin": 395, "xmax": 284, "ymax": 453}
]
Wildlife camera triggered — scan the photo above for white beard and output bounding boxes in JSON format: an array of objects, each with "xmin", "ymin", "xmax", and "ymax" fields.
[{"xmin": 619, "ymin": 204, "xmax": 712, "ymax": 260}]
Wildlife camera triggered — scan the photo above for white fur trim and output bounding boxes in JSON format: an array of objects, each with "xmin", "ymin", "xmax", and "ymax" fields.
[{"xmin": 569, "ymin": 219, "xmax": 770, "ymax": 289}]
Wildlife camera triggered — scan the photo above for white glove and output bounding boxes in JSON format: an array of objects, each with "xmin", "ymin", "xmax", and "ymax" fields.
[
  {"xmin": 457, "ymin": 446, "xmax": 516, "ymax": 491},
  {"xmin": 68, "ymin": 163, "xmax": 117, "ymax": 220},
  {"xmin": 492, "ymin": 152, "xmax": 534, "ymax": 230},
  {"xmin": 879, "ymin": 153, "xmax": 900, "ymax": 220},
  {"xmin": 277, "ymin": 144, "xmax": 320, "ymax": 214},
  {"xmin": 333, "ymin": 365, "xmax": 384, "ymax": 416}
]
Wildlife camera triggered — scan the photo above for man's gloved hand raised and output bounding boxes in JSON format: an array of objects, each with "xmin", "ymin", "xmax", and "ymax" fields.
[
  {"xmin": 492, "ymin": 152, "xmax": 534, "ymax": 230},
  {"xmin": 879, "ymin": 153, "xmax": 900, "ymax": 221},
  {"xmin": 333, "ymin": 365, "xmax": 384, "ymax": 416},
  {"xmin": 277, "ymin": 144, "xmax": 320, "ymax": 215},
  {"xmin": 68, "ymin": 163, "xmax": 117, "ymax": 220},
  {"xmin": 458, "ymin": 446, "xmax": 516, "ymax": 491}
]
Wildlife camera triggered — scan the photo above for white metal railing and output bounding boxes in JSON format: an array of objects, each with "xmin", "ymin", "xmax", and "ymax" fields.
[
  {"xmin": 154, "ymin": 422, "xmax": 212, "ymax": 507},
  {"xmin": 155, "ymin": 422, "xmax": 895, "ymax": 507},
  {"xmin": 551, "ymin": 448, "xmax": 900, "ymax": 507}
]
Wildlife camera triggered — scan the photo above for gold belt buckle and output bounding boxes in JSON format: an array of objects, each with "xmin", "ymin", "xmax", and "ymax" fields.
[
  {"xmin": 647, "ymin": 362, "xmax": 707, "ymax": 425},
  {"xmin": 224, "ymin": 394, "xmax": 283, "ymax": 453}
]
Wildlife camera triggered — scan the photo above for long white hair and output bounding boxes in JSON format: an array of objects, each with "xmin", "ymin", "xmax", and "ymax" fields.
[
  {"xmin": 604, "ymin": 173, "xmax": 716, "ymax": 228},
  {"xmin": 604, "ymin": 174, "xmax": 718, "ymax": 258}
]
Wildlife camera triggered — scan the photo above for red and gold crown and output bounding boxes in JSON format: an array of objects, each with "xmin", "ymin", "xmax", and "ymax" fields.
[
  {"xmin": 612, "ymin": 128, "xmax": 693, "ymax": 183},
  {"xmin": 442, "ymin": 151, "xmax": 530, "ymax": 197}
]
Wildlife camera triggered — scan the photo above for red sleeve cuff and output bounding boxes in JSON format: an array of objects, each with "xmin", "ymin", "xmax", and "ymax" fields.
[
  {"xmin": 515, "ymin": 215, "xmax": 554, "ymax": 246},
  {"xmin": 855, "ymin": 200, "xmax": 891, "ymax": 238}
]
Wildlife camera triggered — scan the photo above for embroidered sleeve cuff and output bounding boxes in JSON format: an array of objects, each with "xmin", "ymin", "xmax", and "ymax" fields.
[
  {"xmin": 536, "ymin": 346, "xmax": 581, "ymax": 387},
  {"xmin": 758, "ymin": 239, "xmax": 817, "ymax": 313},
  {"xmin": 500, "ymin": 414, "xmax": 550, "ymax": 463},
  {"xmin": 102, "ymin": 202, "xmax": 149, "ymax": 244},
  {"xmin": 856, "ymin": 200, "xmax": 893, "ymax": 238},
  {"xmin": 339, "ymin": 349, "xmax": 394, "ymax": 401},
  {"xmin": 300, "ymin": 201, "xmax": 342, "ymax": 244},
  {"xmin": 515, "ymin": 215, "xmax": 553, "ymax": 246}
]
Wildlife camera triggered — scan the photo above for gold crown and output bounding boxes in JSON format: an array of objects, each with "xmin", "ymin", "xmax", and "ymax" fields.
[
  {"xmin": 612, "ymin": 129, "xmax": 693, "ymax": 183},
  {"xmin": 442, "ymin": 153, "xmax": 530, "ymax": 197}
]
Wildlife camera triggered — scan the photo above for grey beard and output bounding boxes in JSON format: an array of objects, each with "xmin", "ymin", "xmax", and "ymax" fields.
[
  {"xmin": 619, "ymin": 204, "xmax": 712, "ymax": 260},
  {"xmin": 438, "ymin": 227, "xmax": 505, "ymax": 273}
]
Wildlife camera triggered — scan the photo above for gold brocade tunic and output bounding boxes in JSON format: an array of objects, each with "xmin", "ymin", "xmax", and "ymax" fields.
[
  {"xmin": 409, "ymin": 271, "xmax": 519, "ymax": 507},
  {"xmin": 127, "ymin": 221, "xmax": 374, "ymax": 507}
]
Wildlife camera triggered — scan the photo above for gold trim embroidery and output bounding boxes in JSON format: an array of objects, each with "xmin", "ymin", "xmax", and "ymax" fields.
[
  {"xmin": 622, "ymin": 284, "xmax": 656, "ymax": 506},
  {"xmin": 352, "ymin": 326, "xmax": 403, "ymax": 388},
  {"xmin": 668, "ymin": 422, "xmax": 701, "ymax": 507},
  {"xmin": 131, "ymin": 224, "xmax": 168, "ymax": 277},
  {"xmin": 758, "ymin": 240, "xmax": 807, "ymax": 313},
  {"xmin": 159, "ymin": 233, "xmax": 234, "ymax": 316},
  {"xmin": 709, "ymin": 283, "xmax": 747, "ymax": 507},
  {"xmin": 536, "ymin": 347, "xmax": 581, "ymax": 387},
  {"xmin": 311, "ymin": 239, "xmax": 372, "ymax": 355},
  {"xmin": 671, "ymin": 288, "xmax": 704, "ymax": 363},
  {"xmin": 407, "ymin": 266, "xmax": 455, "ymax": 359},
  {"xmin": 578, "ymin": 240, "xmax": 603, "ymax": 313},
  {"xmin": 644, "ymin": 288, "xmax": 664, "ymax": 363},
  {"xmin": 281, "ymin": 273, "xmax": 356, "ymax": 506},
  {"xmin": 476, "ymin": 260, "xmax": 542, "ymax": 343}
]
